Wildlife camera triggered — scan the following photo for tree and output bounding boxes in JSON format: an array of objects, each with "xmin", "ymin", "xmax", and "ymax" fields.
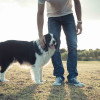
[{"xmin": 60, "ymin": 48, "xmax": 67, "ymax": 53}]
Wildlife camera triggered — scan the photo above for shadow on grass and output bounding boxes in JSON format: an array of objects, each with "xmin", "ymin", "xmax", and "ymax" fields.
[
  {"xmin": 0, "ymin": 84, "xmax": 39, "ymax": 100},
  {"xmin": 47, "ymin": 84, "xmax": 67, "ymax": 100},
  {"xmin": 68, "ymin": 85, "xmax": 88, "ymax": 100}
]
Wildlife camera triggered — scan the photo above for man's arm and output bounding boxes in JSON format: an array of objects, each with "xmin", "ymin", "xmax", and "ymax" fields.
[
  {"xmin": 37, "ymin": 3, "xmax": 45, "ymax": 47},
  {"xmin": 74, "ymin": 0, "xmax": 82, "ymax": 35},
  {"xmin": 37, "ymin": 4, "xmax": 45, "ymax": 38}
]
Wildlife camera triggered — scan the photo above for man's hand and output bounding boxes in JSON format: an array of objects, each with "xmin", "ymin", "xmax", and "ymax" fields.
[
  {"xmin": 74, "ymin": 0, "xmax": 82, "ymax": 35},
  {"xmin": 76, "ymin": 23, "xmax": 82, "ymax": 35},
  {"xmin": 39, "ymin": 36, "xmax": 46, "ymax": 48}
]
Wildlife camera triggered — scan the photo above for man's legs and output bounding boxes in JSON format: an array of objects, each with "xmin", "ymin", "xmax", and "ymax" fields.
[
  {"xmin": 62, "ymin": 14, "xmax": 84, "ymax": 86},
  {"xmin": 62, "ymin": 14, "xmax": 78, "ymax": 80},
  {"xmin": 48, "ymin": 17, "xmax": 65, "ymax": 85}
]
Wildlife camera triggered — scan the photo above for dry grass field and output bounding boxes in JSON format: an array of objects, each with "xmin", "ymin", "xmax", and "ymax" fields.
[{"xmin": 0, "ymin": 61, "xmax": 100, "ymax": 100}]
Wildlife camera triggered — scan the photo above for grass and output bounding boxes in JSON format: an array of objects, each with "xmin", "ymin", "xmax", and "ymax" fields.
[{"xmin": 0, "ymin": 61, "xmax": 100, "ymax": 100}]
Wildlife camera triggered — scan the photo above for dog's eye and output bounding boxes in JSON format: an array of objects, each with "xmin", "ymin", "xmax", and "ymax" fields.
[
  {"xmin": 46, "ymin": 35, "xmax": 51, "ymax": 42},
  {"xmin": 48, "ymin": 37, "xmax": 51, "ymax": 41}
]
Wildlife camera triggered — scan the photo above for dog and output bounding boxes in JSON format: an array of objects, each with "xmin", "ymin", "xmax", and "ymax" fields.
[{"xmin": 0, "ymin": 33, "xmax": 57, "ymax": 84}]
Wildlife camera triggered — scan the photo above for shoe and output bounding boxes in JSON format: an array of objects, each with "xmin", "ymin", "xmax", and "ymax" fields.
[
  {"xmin": 53, "ymin": 77, "xmax": 64, "ymax": 86},
  {"xmin": 68, "ymin": 77, "xmax": 85, "ymax": 87}
]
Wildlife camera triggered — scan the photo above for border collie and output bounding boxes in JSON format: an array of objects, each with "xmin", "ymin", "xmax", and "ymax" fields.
[{"xmin": 0, "ymin": 33, "xmax": 57, "ymax": 84}]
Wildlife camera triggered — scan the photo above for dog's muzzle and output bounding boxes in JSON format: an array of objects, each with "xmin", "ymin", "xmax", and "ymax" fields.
[{"xmin": 49, "ymin": 40, "xmax": 57, "ymax": 49}]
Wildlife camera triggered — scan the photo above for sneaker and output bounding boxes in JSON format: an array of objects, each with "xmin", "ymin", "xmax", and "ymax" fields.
[
  {"xmin": 68, "ymin": 78, "xmax": 85, "ymax": 87},
  {"xmin": 53, "ymin": 77, "xmax": 64, "ymax": 86}
]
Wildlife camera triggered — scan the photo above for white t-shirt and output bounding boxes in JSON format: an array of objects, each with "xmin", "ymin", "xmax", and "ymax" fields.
[{"xmin": 38, "ymin": 0, "xmax": 73, "ymax": 17}]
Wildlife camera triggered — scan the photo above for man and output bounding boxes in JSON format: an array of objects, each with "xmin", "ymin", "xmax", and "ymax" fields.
[{"xmin": 37, "ymin": 0, "xmax": 84, "ymax": 86}]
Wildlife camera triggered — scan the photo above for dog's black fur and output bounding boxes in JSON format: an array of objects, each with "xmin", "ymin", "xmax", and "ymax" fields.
[
  {"xmin": 0, "ymin": 40, "xmax": 36, "ymax": 73},
  {"xmin": 0, "ymin": 34, "xmax": 57, "ymax": 74}
]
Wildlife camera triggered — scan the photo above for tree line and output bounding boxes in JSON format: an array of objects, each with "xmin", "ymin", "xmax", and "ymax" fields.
[{"xmin": 60, "ymin": 48, "xmax": 100, "ymax": 61}]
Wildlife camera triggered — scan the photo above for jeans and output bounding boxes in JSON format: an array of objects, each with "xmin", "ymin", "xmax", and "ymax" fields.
[{"xmin": 48, "ymin": 13, "xmax": 78, "ymax": 80}]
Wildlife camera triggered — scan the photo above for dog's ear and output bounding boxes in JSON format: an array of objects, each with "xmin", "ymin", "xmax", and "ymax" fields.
[
  {"xmin": 44, "ymin": 44, "xmax": 48, "ymax": 52},
  {"xmin": 43, "ymin": 35, "xmax": 49, "ymax": 52},
  {"xmin": 44, "ymin": 34, "xmax": 51, "ymax": 44}
]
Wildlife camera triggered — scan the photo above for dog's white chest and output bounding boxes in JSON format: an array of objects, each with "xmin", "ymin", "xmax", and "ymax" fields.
[{"xmin": 34, "ymin": 49, "xmax": 55, "ymax": 67}]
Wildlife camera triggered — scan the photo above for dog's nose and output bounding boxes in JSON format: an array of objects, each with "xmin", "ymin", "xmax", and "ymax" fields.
[{"xmin": 53, "ymin": 41, "xmax": 56, "ymax": 44}]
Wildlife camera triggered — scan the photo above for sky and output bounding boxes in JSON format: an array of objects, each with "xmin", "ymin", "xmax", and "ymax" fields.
[
  {"xmin": 81, "ymin": 0, "xmax": 100, "ymax": 20},
  {"xmin": 0, "ymin": 0, "xmax": 100, "ymax": 50}
]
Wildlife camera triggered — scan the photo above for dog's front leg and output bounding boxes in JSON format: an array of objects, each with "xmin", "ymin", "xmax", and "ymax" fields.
[
  {"xmin": 40, "ymin": 67, "xmax": 43, "ymax": 82},
  {"xmin": 32, "ymin": 67, "xmax": 43, "ymax": 84},
  {"xmin": 40, "ymin": 67, "xmax": 46, "ymax": 83}
]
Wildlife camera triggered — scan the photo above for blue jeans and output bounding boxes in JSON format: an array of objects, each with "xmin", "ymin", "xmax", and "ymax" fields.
[{"xmin": 48, "ymin": 14, "xmax": 78, "ymax": 80}]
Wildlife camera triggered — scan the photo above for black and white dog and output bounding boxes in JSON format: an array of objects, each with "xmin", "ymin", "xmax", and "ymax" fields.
[{"xmin": 0, "ymin": 33, "xmax": 57, "ymax": 84}]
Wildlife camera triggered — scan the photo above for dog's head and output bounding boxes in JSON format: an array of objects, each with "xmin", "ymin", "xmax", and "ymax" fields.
[{"xmin": 44, "ymin": 33, "xmax": 57, "ymax": 50}]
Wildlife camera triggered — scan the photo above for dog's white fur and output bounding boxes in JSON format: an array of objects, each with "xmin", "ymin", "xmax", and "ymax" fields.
[{"xmin": 31, "ymin": 47, "xmax": 55, "ymax": 84}]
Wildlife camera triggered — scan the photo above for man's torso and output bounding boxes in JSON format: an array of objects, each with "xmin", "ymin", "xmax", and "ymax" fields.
[{"xmin": 38, "ymin": 0, "xmax": 73, "ymax": 17}]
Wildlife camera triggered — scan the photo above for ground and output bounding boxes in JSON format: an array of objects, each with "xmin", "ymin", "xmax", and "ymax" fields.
[{"xmin": 0, "ymin": 61, "xmax": 100, "ymax": 100}]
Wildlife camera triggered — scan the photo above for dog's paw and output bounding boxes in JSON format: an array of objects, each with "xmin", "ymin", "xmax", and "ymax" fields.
[
  {"xmin": 35, "ymin": 82, "xmax": 44, "ymax": 85},
  {"xmin": 1, "ymin": 79, "xmax": 9, "ymax": 82}
]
